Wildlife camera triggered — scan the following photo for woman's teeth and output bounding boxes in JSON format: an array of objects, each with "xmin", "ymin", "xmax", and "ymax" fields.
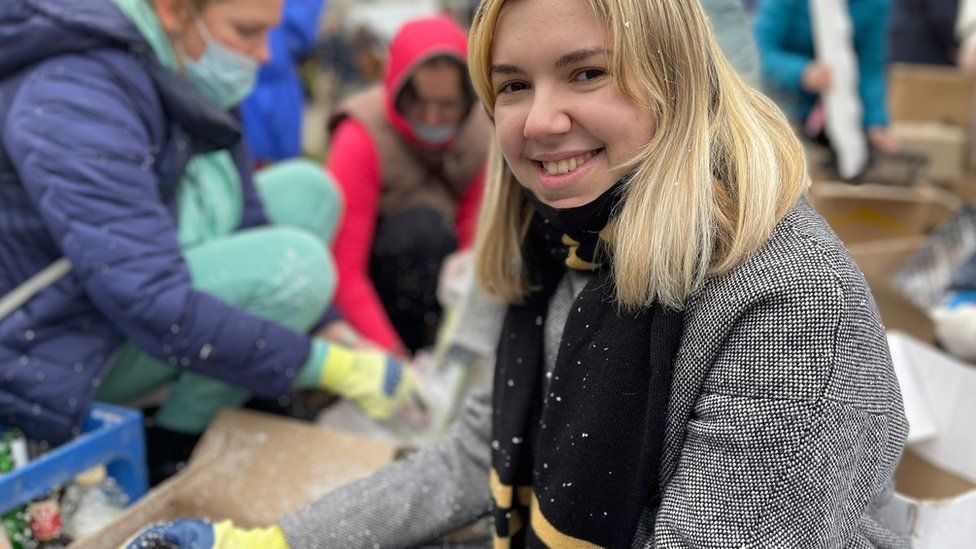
[{"xmin": 541, "ymin": 151, "xmax": 596, "ymax": 175}]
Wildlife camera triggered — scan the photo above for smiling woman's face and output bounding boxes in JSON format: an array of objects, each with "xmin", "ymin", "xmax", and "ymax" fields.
[{"xmin": 489, "ymin": 0, "xmax": 655, "ymax": 209}]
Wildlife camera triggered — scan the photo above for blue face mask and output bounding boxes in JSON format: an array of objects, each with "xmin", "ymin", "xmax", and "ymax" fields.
[
  {"xmin": 181, "ymin": 17, "xmax": 259, "ymax": 109},
  {"xmin": 410, "ymin": 122, "xmax": 459, "ymax": 145}
]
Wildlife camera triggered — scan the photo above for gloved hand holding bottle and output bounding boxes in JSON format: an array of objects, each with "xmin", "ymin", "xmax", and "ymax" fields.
[
  {"xmin": 295, "ymin": 339, "xmax": 428, "ymax": 423},
  {"xmin": 126, "ymin": 519, "xmax": 285, "ymax": 549}
]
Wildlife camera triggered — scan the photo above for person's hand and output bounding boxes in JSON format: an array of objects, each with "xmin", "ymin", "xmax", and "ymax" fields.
[
  {"xmin": 318, "ymin": 345, "xmax": 429, "ymax": 423},
  {"xmin": 126, "ymin": 519, "xmax": 287, "ymax": 549},
  {"xmin": 436, "ymin": 249, "xmax": 474, "ymax": 308},
  {"xmin": 960, "ymin": 37, "xmax": 976, "ymax": 75},
  {"xmin": 867, "ymin": 127, "xmax": 898, "ymax": 154},
  {"xmin": 800, "ymin": 61, "xmax": 832, "ymax": 93},
  {"xmin": 932, "ymin": 291, "xmax": 976, "ymax": 360}
]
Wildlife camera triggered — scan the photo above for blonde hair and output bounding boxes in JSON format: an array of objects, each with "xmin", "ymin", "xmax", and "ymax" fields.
[{"xmin": 469, "ymin": 0, "xmax": 809, "ymax": 310}]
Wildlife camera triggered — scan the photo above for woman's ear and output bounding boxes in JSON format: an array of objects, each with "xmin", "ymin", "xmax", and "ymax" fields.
[{"xmin": 155, "ymin": 0, "xmax": 193, "ymax": 36}]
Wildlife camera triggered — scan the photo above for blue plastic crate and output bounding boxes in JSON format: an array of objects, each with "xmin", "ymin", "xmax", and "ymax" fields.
[{"xmin": 0, "ymin": 402, "xmax": 148, "ymax": 514}]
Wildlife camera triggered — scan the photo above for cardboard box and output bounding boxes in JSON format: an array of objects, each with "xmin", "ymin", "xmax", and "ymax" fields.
[
  {"xmin": 70, "ymin": 343, "xmax": 976, "ymax": 547},
  {"xmin": 867, "ymin": 274, "xmax": 937, "ymax": 345},
  {"xmin": 809, "ymin": 183, "xmax": 960, "ymax": 245},
  {"xmin": 888, "ymin": 63, "xmax": 975, "ymax": 130},
  {"xmin": 72, "ymin": 409, "xmax": 395, "ymax": 548},
  {"xmin": 890, "ymin": 122, "xmax": 967, "ymax": 184},
  {"xmin": 876, "ymin": 332, "xmax": 976, "ymax": 548},
  {"xmin": 843, "ymin": 238, "xmax": 935, "ymax": 343},
  {"xmin": 942, "ymin": 171, "xmax": 976, "ymax": 201},
  {"xmin": 808, "ymin": 183, "xmax": 958, "ymax": 343},
  {"xmin": 847, "ymin": 237, "xmax": 926, "ymax": 280}
]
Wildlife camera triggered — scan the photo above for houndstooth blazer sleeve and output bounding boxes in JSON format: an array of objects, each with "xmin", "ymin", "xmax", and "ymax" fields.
[{"xmin": 649, "ymin": 200, "xmax": 910, "ymax": 548}]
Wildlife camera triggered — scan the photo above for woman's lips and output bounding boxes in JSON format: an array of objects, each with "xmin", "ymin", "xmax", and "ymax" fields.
[
  {"xmin": 532, "ymin": 149, "xmax": 604, "ymax": 188},
  {"xmin": 538, "ymin": 149, "xmax": 599, "ymax": 175}
]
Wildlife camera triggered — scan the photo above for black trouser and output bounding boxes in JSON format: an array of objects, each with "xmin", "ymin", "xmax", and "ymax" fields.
[{"xmin": 370, "ymin": 206, "xmax": 457, "ymax": 352}]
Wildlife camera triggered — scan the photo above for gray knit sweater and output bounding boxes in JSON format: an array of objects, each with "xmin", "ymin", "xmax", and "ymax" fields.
[{"xmin": 281, "ymin": 200, "xmax": 909, "ymax": 548}]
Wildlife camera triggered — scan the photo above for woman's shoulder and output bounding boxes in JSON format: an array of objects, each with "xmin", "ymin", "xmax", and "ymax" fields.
[
  {"xmin": 14, "ymin": 48, "xmax": 155, "ymax": 108},
  {"xmin": 690, "ymin": 197, "xmax": 871, "ymax": 319},
  {"xmin": 761, "ymin": 197, "xmax": 861, "ymax": 281},
  {"xmin": 4, "ymin": 51, "xmax": 160, "ymax": 149},
  {"xmin": 680, "ymin": 198, "xmax": 894, "ymax": 410}
]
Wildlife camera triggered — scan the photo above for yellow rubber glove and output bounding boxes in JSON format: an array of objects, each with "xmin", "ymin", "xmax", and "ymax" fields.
[
  {"xmin": 212, "ymin": 521, "xmax": 287, "ymax": 549},
  {"xmin": 126, "ymin": 519, "xmax": 287, "ymax": 549},
  {"xmin": 318, "ymin": 344, "xmax": 426, "ymax": 421}
]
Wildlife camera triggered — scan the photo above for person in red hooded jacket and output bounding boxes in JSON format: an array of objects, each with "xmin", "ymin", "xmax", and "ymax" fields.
[{"xmin": 325, "ymin": 15, "xmax": 491, "ymax": 356}]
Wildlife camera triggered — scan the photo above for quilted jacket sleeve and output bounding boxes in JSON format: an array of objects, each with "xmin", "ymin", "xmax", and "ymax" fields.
[{"xmin": 3, "ymin": 52, "xmax": 309, "ymax": 397}]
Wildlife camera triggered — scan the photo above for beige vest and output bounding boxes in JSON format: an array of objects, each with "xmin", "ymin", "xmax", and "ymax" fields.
[{"xmin": 329, "ymin": 86, "xmax": 491, "ymax": 219}]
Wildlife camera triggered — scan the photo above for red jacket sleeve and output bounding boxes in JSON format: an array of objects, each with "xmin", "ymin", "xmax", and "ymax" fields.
[
  {"xmin": 454, "ymin": 165, "xmax": 485, "ymax": 249},
  {"xmin": 328, "ymin": 118, "xmax": 404, "ymax": 350}
]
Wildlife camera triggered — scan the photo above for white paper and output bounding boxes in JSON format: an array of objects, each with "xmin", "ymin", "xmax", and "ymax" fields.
[
  {"xmin": 808, "ymin": 0, "xmax": 869, "ymax": 179},
  {"xmin": 887, "ymin": 333, "xmax": 940, "ymax": 443},
  {"xmin": 887, "ymin": 331, "xmax": 976, "ymax": 483}
]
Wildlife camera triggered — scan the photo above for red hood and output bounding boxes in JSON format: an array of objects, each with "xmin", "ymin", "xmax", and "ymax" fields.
[{"xmin": 383, "ymin": 15, "xmax": 469, "ymax": 150}]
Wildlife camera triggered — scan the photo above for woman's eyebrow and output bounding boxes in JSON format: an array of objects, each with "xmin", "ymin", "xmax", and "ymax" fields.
[
  {"xmin": 491, "ymin": 46, "xmax": 610, "ymax": 77},
  {"xmin": 491, "ymin": 63, "xmax": 524, "ymax": 76},
  {"xmin": 554, "ymin": 46, "xmax": 609, "ymax": 69}
]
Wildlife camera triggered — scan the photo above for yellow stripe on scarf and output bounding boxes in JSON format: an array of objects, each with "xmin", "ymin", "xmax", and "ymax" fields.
[
  {"xmin": 490, "ymin": 468, "xmax": 534, "ymax": 548},
  {"xmin": 562, "ymin": 234, "xmax": 602, "ymax": 271},
  {"xmin": 489, "ymin": 468, "xmax": 514, "ymax": 508},
  {"xmin": 491, "ymin": 512, "xmax": 523, "ymax": 549},
  {"xmin": 490, "ymin": 469, "xmax": 535, "ymax": 509},
  {"xmin": 529, "ymin": 492, "xmax": 605, "ymax": 549},
  {"xmin": 490, "ymin": 467, "xmax": 604, "ymax": 549}
]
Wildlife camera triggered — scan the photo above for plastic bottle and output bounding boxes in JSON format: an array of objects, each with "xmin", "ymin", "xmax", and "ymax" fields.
[
  {"xmin": 60, "ymin": 466, "xmax": 125, "ymax": 540},
  {"xmin": 0, "ymin": 508, "xmax": 32, "ymax": 549},
  {"xmin": 0, "ymin": 501, "xmax": 32, "ymax": 549},
  {"xmin": 0, "ymin": 430, "xmax": 27, "ymax": 471},
  {"xmin": 1, "ymin": 428, "xmax": 34, "ymax": 549},
  {"xmin": 27, "ymin": 489, "xmax": 69, "ymax": 549}
]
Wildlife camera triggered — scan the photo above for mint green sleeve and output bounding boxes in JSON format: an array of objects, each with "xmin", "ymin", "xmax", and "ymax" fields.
[{"xmin": 295, "ymin": 339, "xmax": 329, "ymax": 388}]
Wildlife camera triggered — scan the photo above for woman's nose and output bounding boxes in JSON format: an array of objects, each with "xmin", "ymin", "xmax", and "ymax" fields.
[
  {"xmin": 423, "ymin": 105, "xmax": 442, "ymax": 126},
  {"xmin": 253, "ymin": 36, "xmax": 273, "ymax": 64},
  {"xmin": 522, "ymin": 88, "xmax": 571, "ymax": 139}
]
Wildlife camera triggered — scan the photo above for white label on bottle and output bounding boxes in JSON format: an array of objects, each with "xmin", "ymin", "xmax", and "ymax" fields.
[{"xmin": 9, "ymin": 439, "xmax": 28, "ymax": 470}]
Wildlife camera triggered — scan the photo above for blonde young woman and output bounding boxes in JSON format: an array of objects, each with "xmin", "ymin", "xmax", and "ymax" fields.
[{"xmin": 131, "ymin": 0, "xmax": 908, "ymax": 547}]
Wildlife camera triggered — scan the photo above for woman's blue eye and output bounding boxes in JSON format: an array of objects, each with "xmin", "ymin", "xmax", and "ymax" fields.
[
  {"xmin": 574, "ymin": 69, "xmax": 606, "ymax": 82},
  {"xmin": 500, "ymin": 81, "xmax": 529, "ymax": 94}
]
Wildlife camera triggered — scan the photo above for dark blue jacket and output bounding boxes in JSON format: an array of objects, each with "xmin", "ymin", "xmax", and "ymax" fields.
[
  {"xmin": 240, "ymin": 0, "xmax": 325, "ymax": 162},
  {"xmin": 0, "ymin": 0, "xmax": 310, "ymax": 444},
  {"xmin": 753, "ymin": 0, "xmax": 890, "ymax": 128}
]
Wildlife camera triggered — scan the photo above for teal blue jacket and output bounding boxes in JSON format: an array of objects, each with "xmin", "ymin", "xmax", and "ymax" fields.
[{"xmin": 753, "ymin": 0, "xmax": 890, "ymax": 128}]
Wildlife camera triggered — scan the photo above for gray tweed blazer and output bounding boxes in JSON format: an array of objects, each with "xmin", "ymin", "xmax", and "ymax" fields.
[{"xmin": 281, "ymin": 199, "xmax": 909, "ymax": 548}]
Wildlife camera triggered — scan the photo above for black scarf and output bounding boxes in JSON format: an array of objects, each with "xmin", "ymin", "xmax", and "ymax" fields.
[{"xmin": 490, "ymin": 181, "xmax": 684, "ymax": 548}]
